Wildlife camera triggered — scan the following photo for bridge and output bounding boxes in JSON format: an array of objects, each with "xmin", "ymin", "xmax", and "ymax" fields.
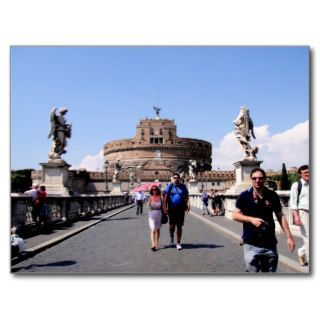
[{"xmin": 11, "ymin": 194, "xmax": 307, "ymax": 273}]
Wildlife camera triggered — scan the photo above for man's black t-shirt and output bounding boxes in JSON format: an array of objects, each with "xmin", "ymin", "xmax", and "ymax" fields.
[{"xmin": 235, "ymin": 187, "xmax": 282, "ymax": 249}]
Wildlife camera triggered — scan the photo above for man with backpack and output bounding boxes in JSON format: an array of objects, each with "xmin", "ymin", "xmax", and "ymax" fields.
[
  {"xmin": 290, "ymin": 165, "xmax": 309, "ymax": 266},
  {"xmin": 163, "ymin": 173, "xmax": 190, "ymax": 250}
]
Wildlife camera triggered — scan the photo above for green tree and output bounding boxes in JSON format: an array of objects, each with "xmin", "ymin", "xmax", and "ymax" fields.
[
  {"xmin": 280, "ymin": 163, "xmax": 290, "ymax": 190},
  {"xmin": 288, "ymin": 172, "xmax": 299, "ymax": 186},
  {"xmin": 11, "ymin": 169, "xmax": 34, "ymax": 193}
]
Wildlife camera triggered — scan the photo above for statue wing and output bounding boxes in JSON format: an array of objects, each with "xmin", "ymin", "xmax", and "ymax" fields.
[
  {"xmin": 47, "ymin": 110, "xmax": 57, "ymax": 139},
  {"xmin": 248, "ymin": 117, "xmax": 256, "ymax": 139}
]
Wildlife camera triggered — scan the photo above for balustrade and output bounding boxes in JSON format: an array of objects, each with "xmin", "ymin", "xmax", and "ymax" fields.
[
  {"xmin": 189, "ymin": 191, "xmax": 294, "ymax": 227},
  {"xmin": 11, "ymin": 194, "xmax": 131, "ymax": 230}
]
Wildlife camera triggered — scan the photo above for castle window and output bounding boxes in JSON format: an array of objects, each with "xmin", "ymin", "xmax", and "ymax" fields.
[{"xmin": 150, "ymin": 137, "xmax": 163, "ymax": 144}]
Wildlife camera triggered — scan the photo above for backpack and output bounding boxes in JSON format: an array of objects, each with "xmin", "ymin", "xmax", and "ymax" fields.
[
  {"xmin": 292, "ymin": 180, "xmax": 302, "ymax": 225},
  {"xmin": 296, "ymin": 180, "xmax": 302, "ymax": 207}
]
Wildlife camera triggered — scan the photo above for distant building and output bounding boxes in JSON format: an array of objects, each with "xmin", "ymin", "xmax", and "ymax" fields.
[{"xmin": 103, "ymin": 116, "xmax": 212, "ymax": 182}]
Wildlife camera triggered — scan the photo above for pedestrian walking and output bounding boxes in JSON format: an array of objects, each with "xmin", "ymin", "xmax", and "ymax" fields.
[
  {"xmin": 134, "ymin": 190, "xmax": 145, "ymax": 215},
  {"xmin": 232, "ymin": 168, "xmax": 295, "ymax": 272},
  {"xmin": 148, "ymin": 185, "xmax": 163, "ymax": 251},
  {"xmin": 163, "ymin": 173, "xmax": 190, "ymax": 250},
  {"xmin": 290, "ymin": 165, "xmax": 309, "ymax": 266},
  {"xmin": 201, "ymin": 191, "xmax": 210, "ymax": 215}
]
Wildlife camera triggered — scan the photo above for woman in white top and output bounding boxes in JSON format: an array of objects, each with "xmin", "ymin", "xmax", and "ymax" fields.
[{"xmin": 148, "ymin": 185, "xmax": 163, "ymax": 251}]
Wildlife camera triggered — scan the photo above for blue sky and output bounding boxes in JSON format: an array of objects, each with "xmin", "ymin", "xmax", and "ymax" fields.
[{"xmin": 11, "ymin": 46, "xmax": 309, "ymax": 171}]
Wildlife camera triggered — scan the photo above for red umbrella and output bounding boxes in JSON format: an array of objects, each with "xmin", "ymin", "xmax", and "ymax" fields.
[{"xmin": 131, "ymin": 182, "xmax": 161, "ymax": 192}]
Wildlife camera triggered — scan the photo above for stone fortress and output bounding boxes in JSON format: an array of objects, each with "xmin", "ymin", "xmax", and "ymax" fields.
[{"xmin": 104, "ymin": 115, "xmax": 212, "ymax": 182}]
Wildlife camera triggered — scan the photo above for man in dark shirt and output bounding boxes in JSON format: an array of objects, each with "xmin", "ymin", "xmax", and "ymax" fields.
[{"xmin": 232, "ymin": 168, "xmax": 295, "ymax": 272}]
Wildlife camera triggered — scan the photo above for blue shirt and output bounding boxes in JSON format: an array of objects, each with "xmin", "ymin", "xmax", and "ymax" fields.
[
  {"xmin": 165, "ymin": 183, "xmax": 189, "ymax": 208},
  {"xmin": 235, "ymin": 187, "xmax": 282, "ymax": 248}
]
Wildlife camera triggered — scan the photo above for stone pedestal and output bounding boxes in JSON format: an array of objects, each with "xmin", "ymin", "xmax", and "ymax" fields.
[
  {"xmin": 40, "ymin": 161, "xmax": 71, "ymax": 196},
  {"xmin": 188, "ymin": 180, "xmax": 199, "ymax": 194},
  {"xmin": 226, "ymin": 160, "xmax": 263, "ymax": 194},
  {"xmin": 110, "ymin": 181, "xmax": 122, "ymax": 195},
  {"xmin": 224, "ymin": 160, "xmax": 262, "ymax": 219}
]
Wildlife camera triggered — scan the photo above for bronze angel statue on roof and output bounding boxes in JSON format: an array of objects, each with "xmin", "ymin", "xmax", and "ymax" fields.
[
  {"xmin": 48, "ymin": 107, "xmax": 72, "ymax": 162},
  {"xmin": 153, "ymin": 106, "xmax": 161, "ymax": 118}
]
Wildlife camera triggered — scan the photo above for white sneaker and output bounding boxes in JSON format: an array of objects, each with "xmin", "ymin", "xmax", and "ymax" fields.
[
  {"xmin": 298, "ymin": 254, "xmax": 307, "ymax": 266},
  {"xmin": 298, "ymin": 248, "xmax": 307, "ymax": 266},
  {"xmin": 176, "ymin": 243, "xmax": 182, "ymax": 250}
]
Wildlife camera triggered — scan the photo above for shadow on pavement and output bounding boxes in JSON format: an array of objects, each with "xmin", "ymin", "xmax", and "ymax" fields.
[
  {"xmin": 11, "ymin": 260, "xmax": 77, "ymax": 273},
  {"xmin": 19, "ymin": 222, "xmax": 75, "ymax": 239},
  {"xmin": 161, "ymin": 243, "xmax": 224, "ymax": 250},
  {"xmin": 106, "ymin": 217, "xmax": 137, "ymax": 221}
]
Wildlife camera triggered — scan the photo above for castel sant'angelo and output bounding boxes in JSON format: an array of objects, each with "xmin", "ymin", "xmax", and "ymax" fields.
[{"xmin": 103, "ymin": 108, "xmax": 232, "ymax": 185}]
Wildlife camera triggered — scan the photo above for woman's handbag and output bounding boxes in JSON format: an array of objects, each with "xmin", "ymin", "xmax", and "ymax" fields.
[{"xmin": 161, "ymin": 213, "xmax": 168, "ymax": 224}]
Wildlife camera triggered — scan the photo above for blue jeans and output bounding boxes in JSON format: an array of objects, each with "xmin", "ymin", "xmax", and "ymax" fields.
[{"xmin": 243, "ymin": 244, "xmax": 278, "ymax": 272}]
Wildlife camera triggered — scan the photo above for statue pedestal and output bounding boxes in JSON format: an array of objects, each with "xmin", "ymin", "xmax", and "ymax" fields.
[
  {"xmin": 110, "ymin": 182, "xmax": 122, "ymax": 195},
  {"xmin": 40, "ymin": 161, "xmax": 71, "ymax": 196},
  {"xmin": 224, "ymin": 160, "xmax": 262, "ymax": 219},
  {"xmin": 226, "ymin": 160, "xmax": 263, "ymax": 194},
  {"xmin": 188, "ymin": 181, "xmax": 199, "ymax": 194}
]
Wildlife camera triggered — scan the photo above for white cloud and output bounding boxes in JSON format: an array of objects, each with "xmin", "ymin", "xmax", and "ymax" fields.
[
  {"xmin": 70, "ymin": 150, "xmax": 105, "ymax": 172},
  {"xmin": 213, "ymin": 121, "xmax": 309, "ymax": 170}
]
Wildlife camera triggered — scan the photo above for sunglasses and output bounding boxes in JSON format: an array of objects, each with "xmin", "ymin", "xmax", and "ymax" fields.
[
  {"xmin": 151, "ymin": 188, "xmax": 157, "ymax": 191},
  {"xmin": 173, "ymin": 177, "xmax": 180, "ymax": 179},
  {"xmin": 251, "ymin": 177, "xmax": 264, "ymax": 181}
]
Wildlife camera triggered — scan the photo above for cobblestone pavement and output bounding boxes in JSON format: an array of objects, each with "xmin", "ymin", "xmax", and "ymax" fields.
[{"xmin": 12, "ymin": 206, "xmax": 296, "ymax": 274}]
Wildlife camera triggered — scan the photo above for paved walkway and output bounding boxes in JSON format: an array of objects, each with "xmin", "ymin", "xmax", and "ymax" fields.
[
  {"xmin": 12, "ymin": 204, "xmax": 135, "ymax": 264},
  {"xmin": 190, "ymin": 207, "xmax": 308, "ymax": 273},
  {"xmin": 12, "ymin": 204, "xmax": 308, "ymax": 273}
]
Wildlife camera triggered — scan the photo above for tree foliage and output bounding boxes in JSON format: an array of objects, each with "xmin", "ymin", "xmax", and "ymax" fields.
[
  {"xmin": 268, "ymin": 167, "xmax": 299, "ymax": 190},
  {"xmin": 280, "ymin": 163, "xmax": 290, "ymax": 190},
  {"xmin": 11, "ymin": 169, "xmax": 34, "ymax": 193}
]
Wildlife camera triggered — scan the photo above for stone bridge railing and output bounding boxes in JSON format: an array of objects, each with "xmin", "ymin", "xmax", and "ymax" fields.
[
  {"xmin": 189, "ymin": 190, "xmax": 296, "ymax": 230},
  {"xmin": 11, "ymin": 194, "xmax": 132, "ymax": 230}
]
